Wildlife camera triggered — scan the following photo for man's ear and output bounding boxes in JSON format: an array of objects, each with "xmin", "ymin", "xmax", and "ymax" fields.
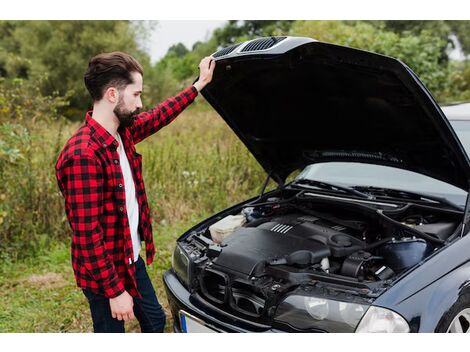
[{"xmin": 104, "ymin": 87, "xmax": 119, "ymax": 104}]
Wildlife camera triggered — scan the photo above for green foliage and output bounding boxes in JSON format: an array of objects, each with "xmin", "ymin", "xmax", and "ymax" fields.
[
  {"xmin": 213, "ymin": 20, "xmax": 294, "ymax": 46},
  {"xmin": 0, "ymin": 20, "xmax": 151, "ymax": 119},
  {"xmin": 376, "ymin": 20, "xmax": 470, "ymax": 57},
  {"xmin": 136, "ymin": 109, "xmax": 266, "ymax": 226},
  {"xmin": 167, "ymin": 42, "xmax": 189, "ymax": 58},
  {"xmin": 0, "ymin": 78, "xmax": 71, "ymax": 260},
  {"xmin": 146, "ymin": 37, "xmax": 219, "ymax": 102},
  {"xmin": 440, "ymin": 60, "xmax": 470, "ymax": 102}
]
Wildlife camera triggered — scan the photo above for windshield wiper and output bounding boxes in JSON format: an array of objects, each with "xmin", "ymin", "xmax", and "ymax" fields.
[
  {"xmin": 293, "ymin": 178, "xmax": 373, "ymax": 199},
  {"xmin": 352, "ymin": 185, "xmax": 463, "ymax": 211}
]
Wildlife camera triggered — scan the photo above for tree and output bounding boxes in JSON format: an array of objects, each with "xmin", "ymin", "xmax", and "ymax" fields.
[
  {"xmin": 213, "ymin": 20, "xmax": 294, "ymax": 46},
  {"xmin": 0, "ymin": 21, "xmax": 152, "ymax": 119},
  {"xmin": 167, "ymin": 43, "xmax": 189, "ymax": 58},
  {"xmin": 369, "ymin": 20, "xmax": 470, "ymax": 57}
]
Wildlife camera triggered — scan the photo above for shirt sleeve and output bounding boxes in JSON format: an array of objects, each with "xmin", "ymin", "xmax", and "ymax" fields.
[
  {"xmin": 61, "ymin": 154, "xmax": 125, "ymax": 298},
  {"xmin": 129, "ymin": 85, "xmax": 198, "ymax": 144}
]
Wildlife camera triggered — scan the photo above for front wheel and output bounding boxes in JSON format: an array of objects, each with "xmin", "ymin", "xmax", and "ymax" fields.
[
  {"xmin": 446, "ymin": 308, "xmax": 470, "ymax": 333},
  {"xmin": 436, "ymin": 293, "xmax": 470, "ymax": 333}
]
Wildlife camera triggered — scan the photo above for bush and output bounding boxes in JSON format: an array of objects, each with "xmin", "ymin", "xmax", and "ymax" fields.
[{"xmin": 0, "ymin": 78, "xmax": 71, "ymax": 260}]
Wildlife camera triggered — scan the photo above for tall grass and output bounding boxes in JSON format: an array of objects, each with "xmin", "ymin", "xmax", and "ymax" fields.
[
  {"xmin": 0, "ymin": 93, "xmax": 269, "ymax": 260},
  {"xmin": 138, "ymin": 108, "xmax": 267, "ymax": 226}
]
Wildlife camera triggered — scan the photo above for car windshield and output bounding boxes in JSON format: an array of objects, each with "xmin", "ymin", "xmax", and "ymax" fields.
[{"xmin": 295, "ymin": 120, "xmax": 470, "ymax": 207}]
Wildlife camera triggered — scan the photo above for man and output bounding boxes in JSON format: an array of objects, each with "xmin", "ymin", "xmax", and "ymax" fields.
[{"xmin": 55, "ymin": 51, "xmax": 215, "ymax": 333}]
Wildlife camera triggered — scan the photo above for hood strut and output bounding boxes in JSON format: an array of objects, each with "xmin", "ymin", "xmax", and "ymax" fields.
[
  {"xmin": 461, "ymin": 187, "xmax": 470, "ymax": 237},
  {"xmin": 259, "ymin": 171, "xmax": 274, "ymax": 198}
]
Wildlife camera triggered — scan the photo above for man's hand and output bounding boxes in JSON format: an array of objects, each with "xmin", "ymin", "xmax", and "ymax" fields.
[
  {"xmin": 109, "ymin": 290, "xmax": 135, "ymax": 321},
  {"xmin": 193, "ymin": 56, "xmax": 216, "ymax": 92}
]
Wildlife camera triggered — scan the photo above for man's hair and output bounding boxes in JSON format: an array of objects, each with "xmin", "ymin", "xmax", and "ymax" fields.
[{"xmin": 84, "ymin": 51, "xmax": 143, "ymax": 101}]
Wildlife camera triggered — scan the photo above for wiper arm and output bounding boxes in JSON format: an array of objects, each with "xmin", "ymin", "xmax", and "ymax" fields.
[
  {"xmin": 352, "ymin": 186, "xmax": 463, "ymax": 211},
  {"xmin": 293, "ymin": 178, "xmax": 373, "ymax": 199}
]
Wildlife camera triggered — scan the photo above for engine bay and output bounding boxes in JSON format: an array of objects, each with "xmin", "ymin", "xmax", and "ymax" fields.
[{"xmin": 174, "ymin": 188, "xmax": 462, "ymax": 320}]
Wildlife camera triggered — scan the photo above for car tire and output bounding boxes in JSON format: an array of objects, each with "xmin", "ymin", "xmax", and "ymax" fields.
[{"xmin": 436, "ymin": 293, "xmax": 470, "ymax": 333}]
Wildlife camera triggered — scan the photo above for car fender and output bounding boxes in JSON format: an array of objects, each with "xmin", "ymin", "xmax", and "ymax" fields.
[{"xmin": 415, "ymin": 261, "xmax": 470, "ymax": 332}]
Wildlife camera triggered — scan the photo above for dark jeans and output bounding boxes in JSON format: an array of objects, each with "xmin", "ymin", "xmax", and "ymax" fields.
[{"xmin": 82, "ymin": 256, "xmax": 166, "ymax": 333}]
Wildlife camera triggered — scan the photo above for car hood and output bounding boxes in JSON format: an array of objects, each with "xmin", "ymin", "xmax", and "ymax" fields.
[{"xmin": 201, "ymin": 36, "xmax": 470, "ymax": 190}]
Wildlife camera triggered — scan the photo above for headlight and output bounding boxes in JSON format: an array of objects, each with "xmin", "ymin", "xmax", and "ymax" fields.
[
  {"xmin": 355, "ymin": 306, "xmax": 410, "ymax": 333},
  {"xmin": 275, "ymin": 295, "xmax": 369, "ymax": 332},
  {"xmin": 172, "ymin": 244, "xmax": 191, "ymax": 288}
]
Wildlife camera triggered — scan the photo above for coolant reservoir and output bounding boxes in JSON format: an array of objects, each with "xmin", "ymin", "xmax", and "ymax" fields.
[{"xmin": 209, "ymin": 214, "xmax": 246, "ymax": 244}]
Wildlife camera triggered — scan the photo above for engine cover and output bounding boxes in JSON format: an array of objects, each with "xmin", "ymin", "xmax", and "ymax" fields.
[
  {"xmin": 212, "ymin": 227, "xmax": 331, "ymax": 276},
  {"xmin": 211, "ymin": 214, "xmax": 365, "ymax": 276}
]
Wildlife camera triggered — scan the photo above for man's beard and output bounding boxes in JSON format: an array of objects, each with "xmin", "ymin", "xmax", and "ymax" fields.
[{"xmin": 113, "ymin": 97, "xmax": 139, "ymax": 128}]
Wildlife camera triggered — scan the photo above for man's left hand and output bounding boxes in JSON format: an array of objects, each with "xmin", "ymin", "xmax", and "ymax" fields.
[{"xmin": 193, "ymin": 56, "xmax": 216, "ymax": 92}]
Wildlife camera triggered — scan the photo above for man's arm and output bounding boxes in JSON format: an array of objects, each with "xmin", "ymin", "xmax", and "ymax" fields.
[
  {"xmin": 60, "ymin": 154, "xmax": 125, "ymax": 298},
  {"xmin": 129, "ymin": 56, "xmax": 215, "ymax": 144},
  {"xmin": 129, "ymin": 86, "xmax": 198, "ymax": 144}
]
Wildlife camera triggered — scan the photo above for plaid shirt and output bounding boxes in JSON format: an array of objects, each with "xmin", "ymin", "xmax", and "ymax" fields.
[{"xmin": 56, "ymin": 86, "xmax": 198, "ymax": 298}]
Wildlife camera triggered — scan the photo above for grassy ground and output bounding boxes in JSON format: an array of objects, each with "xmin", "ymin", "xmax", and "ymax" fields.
[
  {"xmin": 0, "ymin": 223, "xmax": 191, "ymax": 332},
  {"xmin": 0, "ymin": 106, "xmax": 271, "ymax": 332}
]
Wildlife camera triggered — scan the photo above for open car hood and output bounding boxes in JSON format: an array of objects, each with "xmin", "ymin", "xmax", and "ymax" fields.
[{"xmin": 201, "ymin": 36, "xmax": 470, "ymax": 190}]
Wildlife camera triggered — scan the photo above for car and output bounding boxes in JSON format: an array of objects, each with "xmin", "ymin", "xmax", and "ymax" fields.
[{"xmin": 163, "ymin": 36, "xmax": 470, "ymax": 333}]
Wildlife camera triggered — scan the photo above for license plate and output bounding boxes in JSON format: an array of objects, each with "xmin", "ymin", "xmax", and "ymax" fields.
[{"xmin": 179, "ymin": 310, "xmax": 218, "ymax": 333}]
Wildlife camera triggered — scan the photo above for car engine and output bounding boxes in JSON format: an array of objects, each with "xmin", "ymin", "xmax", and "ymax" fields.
[{"xmin": 173, "ymin": 189, "xmax": 461, "ymax": 320}]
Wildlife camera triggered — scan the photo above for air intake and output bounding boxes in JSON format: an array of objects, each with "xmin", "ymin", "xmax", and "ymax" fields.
[
  {"xmin": 200, "ymin": 269, "xmax": 228, "ymax": 305},
  {"xmin": 213, "ymin": 43, "xmax": 242, "ymax": 58},
  {"xmin": 241, "ymin": 36, "xmax": 287, "ymax": 52}
]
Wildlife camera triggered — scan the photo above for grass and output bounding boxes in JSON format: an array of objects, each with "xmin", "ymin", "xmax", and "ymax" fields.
[
  {"xmin": 0, "ymin": 105, "xmax": 272, "ymax": 332},
  {"xmin": 0, "ymin": 223, "xmax": 193, "ymax": 332}
]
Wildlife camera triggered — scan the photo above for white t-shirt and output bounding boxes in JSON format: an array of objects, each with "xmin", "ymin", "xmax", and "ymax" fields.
[{"xmin": 115, "ymin": 133, "xmax": 141, "ymax": 261}]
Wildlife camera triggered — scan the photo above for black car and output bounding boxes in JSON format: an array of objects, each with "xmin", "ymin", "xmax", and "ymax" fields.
[{"xmin": 163, "ymin": 36, "xmax": 470, "ymax": 333}]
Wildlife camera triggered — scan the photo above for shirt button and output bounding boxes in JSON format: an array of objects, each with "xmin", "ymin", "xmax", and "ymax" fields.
[
  {"xmin": 119, "ymin": 207, "xmax": 124, "ymax": 212},
  {"xmin": 118, "ymin": 183, "xmax": 123, "ymax": 188},
  {"xmin": 114, "ymin": 159, "xmax": 119, "ymax": 165},
  {"xmin": 103, "ymin": 143, "xmax": 107, "ymax": 147}
]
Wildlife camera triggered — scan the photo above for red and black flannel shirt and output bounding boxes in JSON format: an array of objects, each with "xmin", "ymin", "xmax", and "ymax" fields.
[{"xmin": 56, "ymin": 86, "xmax": 198, "ymax": 298}]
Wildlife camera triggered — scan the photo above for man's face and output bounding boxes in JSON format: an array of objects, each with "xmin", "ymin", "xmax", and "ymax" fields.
[{"xmin": 113, "ymin": 71, "xmax": 143, "ymax": 128}]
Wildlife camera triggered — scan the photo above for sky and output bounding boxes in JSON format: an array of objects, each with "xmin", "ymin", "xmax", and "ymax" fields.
[{"xmin": 148, "ymin": 20, "xmax": 227, "ymax": 63}]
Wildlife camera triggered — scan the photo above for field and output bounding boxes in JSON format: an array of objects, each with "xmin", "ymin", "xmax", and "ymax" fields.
[{"xmin": 0, "ymin": 105, "xmax": 273, "ymax": 332}]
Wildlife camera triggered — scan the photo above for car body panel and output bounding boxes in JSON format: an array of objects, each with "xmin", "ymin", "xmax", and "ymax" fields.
[
  {"xmin": 202, "ymin": 37, "xmax": 470, "ymax": 190},
  {"xmin": 371, "ymin": 231, "xmax": 470, "ymax": 331}
]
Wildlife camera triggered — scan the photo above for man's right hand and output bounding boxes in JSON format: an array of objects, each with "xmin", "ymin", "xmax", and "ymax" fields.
[{"xmin": 109, "ymin": 290, "xmax": 135, "ymax": 321}]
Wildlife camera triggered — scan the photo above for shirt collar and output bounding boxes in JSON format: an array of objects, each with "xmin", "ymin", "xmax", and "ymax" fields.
[{"xmin": 85, "ymin": 111, "xmax": 119, "ymax": 150}]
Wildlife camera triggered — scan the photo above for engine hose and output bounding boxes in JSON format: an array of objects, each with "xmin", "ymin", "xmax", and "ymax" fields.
[{"xmin": 364, "ymin": 237, "xmax": 394, "ymax": 250}]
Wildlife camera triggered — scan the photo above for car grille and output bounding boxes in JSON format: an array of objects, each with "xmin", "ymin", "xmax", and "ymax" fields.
[
  {"xmin": 213, "ymin": 43, "xmax": 242, "ymax": 58},
  {"xmin": 200, "ymin": 269, "xmax": 266, "ymax": 318},
  {"xmin": 241, "ymin": 36, "xmax": 287, "ymax": 52}
]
